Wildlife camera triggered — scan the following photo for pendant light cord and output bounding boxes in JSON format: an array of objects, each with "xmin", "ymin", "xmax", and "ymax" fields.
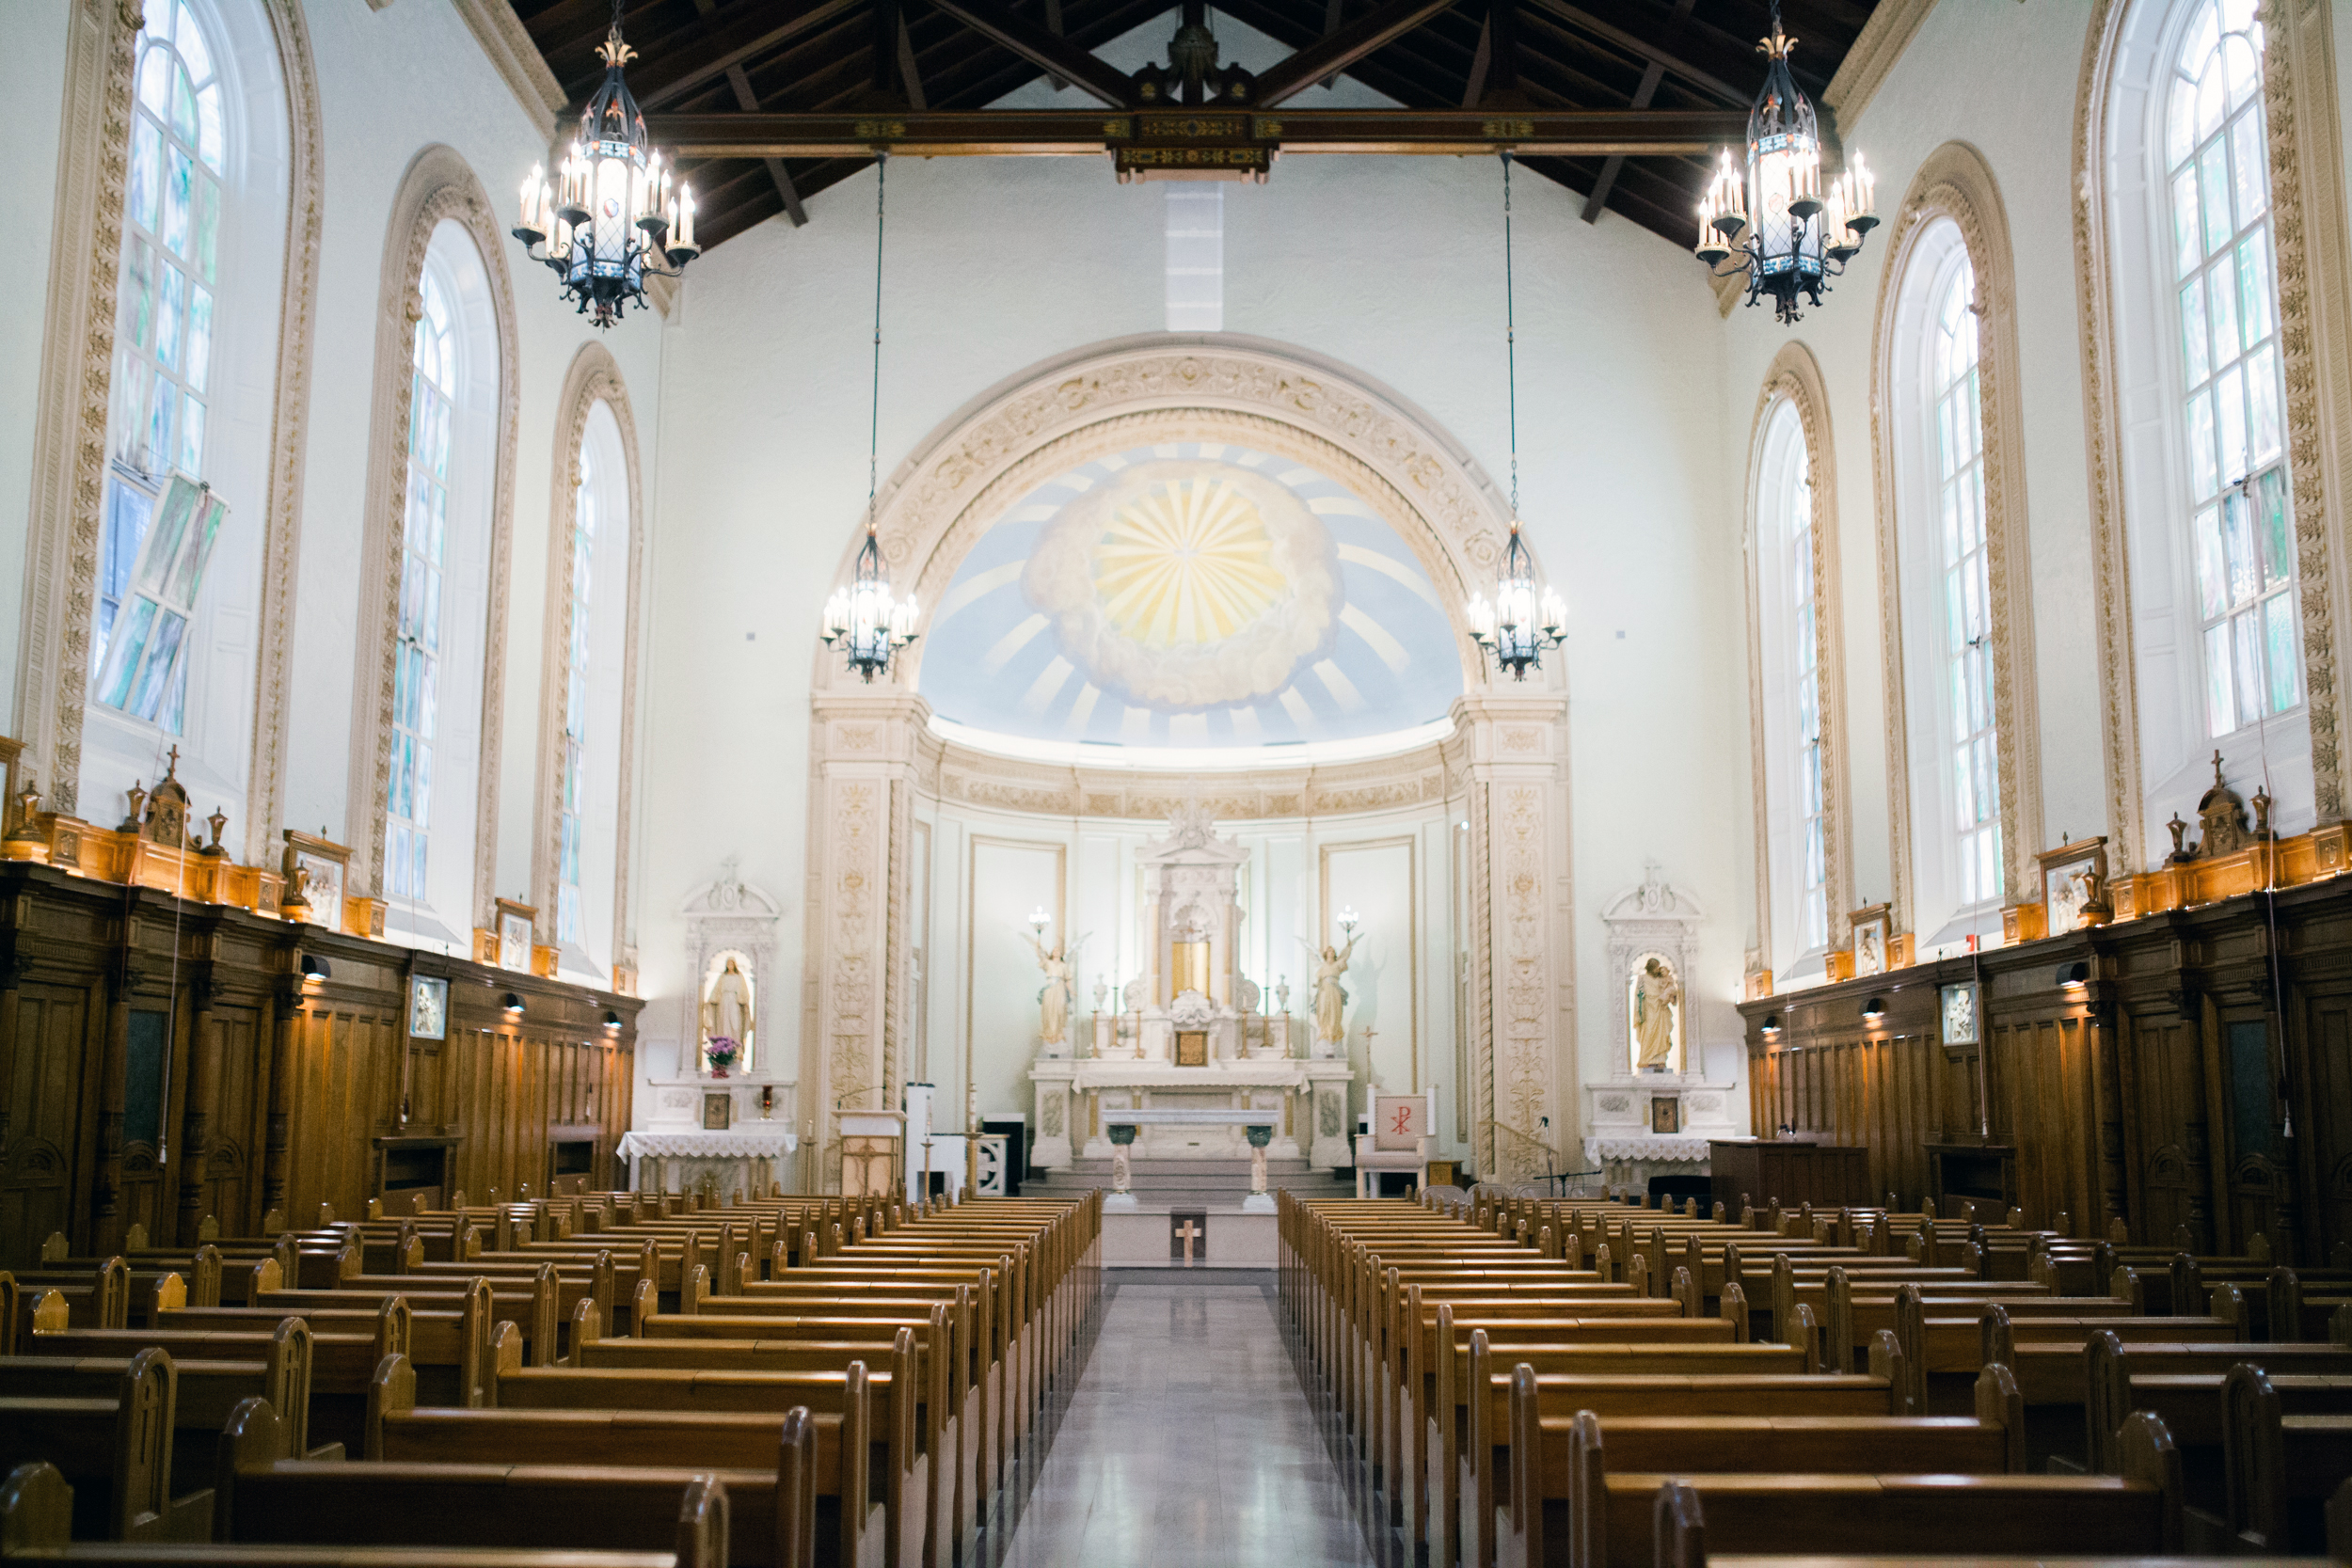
[
  {"xmin": 866, "ymin": 151, "xmax": 888, "ymax": 534},
  {"xmin": 1502, "ymin": 150, "xmax": 1520, "ymax": 519}
]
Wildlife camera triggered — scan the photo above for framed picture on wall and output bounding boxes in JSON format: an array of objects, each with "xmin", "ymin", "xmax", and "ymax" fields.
[
  {"xmin": 1850, "ymin": 902, "xmax": 1892, "ymax": 978},
  {"xmin": 409, "ymin": 975, "xmax": 448, "ymax": 1041},
  {"xmin": 1941, "ymin": 981, "xmax": 1979, "ymax": 1047},
  {"xmin": 2038, "ymin": 837, "xmax": 2111, "ymax": 934},
  {"xmin": 1650, "ymin": 1096, "xmax": 1681, "ymax": 1135},
  {"xmin": 496, "ymin": 898, "xmax": 537, "ymax": 973},
  {"xmin": 702, "ymin": 1091, "xmax": 734, "ymax": 1132}
]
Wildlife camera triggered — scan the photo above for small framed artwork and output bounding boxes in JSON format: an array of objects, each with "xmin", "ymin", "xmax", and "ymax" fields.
[
  {"xmin": 702, "ymin": 1091, "xmax": 735, "ymax": 1132},
  {"xmin": 409, "ymin": 974, "xmax": 449, "ymax": 1041},
  {"xmin": 1650, "ymin": 1095, "xmax": 1681, "ymax": 1135},
  {"xmin": 1941, "ymin": 981, "xmax": 1979, "ymax": 1047},
  {"xmin": 495, "ymin": 898, "xmax": 537, "ymax": 973},
  {"xmin": 1174, "ymin": 1030, "xmax": 1209, "ymax": 1068},
  {"xmin": 2039, "ymin": 836, "xmax": 2111, "ymax": 934},
  {"xmin": 282, "ymin": 829, "xmax": 350, "ymax": 926},
  {"xmin": 1850, "ymin": 902, "xmax": 1892, "ymax": 978}
]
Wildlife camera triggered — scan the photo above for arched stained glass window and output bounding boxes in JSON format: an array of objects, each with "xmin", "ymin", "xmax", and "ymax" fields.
[
  {"xmin": 388, "ymin": 271, "xmax": 455, "ymax": 904},
  {"xmin": 1931, "ymin": 253, "xmax": 2001, "ymax": 909}
]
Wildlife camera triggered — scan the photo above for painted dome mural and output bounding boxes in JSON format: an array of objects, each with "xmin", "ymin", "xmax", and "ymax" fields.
[{"xmin": 919, "ymin": 441, "xmax": 1462, "ymax": 751}]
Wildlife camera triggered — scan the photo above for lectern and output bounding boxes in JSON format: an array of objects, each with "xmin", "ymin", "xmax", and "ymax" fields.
[{"xmin": 834, "ymin": 1107, "xmax": 906, "ymax": 1198}]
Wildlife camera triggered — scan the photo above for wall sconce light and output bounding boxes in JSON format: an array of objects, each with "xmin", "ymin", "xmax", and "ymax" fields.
[
  {"xmin": 2056, "ymin": 961, "xmax": 2090, "ymax": 990},
  {"xmin": 502, "ymin": 992, "xmax": 526, "ymax": 1017},
  {"xmin": 1759, "ymin": 1014, "xmax": 1783, "ymax": 1037},
  {"xmin": 298, "ymin": 954, "xmax": 330, "ymax": 980},
  {"xmin": 1027, "ymin": 906, "xmax": 1050, "ymax": 939},
  {"xmin": 1337, "ymin": 906, "xmax": 1360, "ymax": 939},
  {"xmin": 603, "ymin": 1009, "xmax": 623, "ymax": 1031},
  {"xmin": 1861, "ymin": 996, "xmax": 1887, "ymax": 1022}
]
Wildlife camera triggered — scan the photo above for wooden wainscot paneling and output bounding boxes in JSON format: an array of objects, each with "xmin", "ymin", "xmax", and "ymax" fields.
[
  {"xmin": 0, "ymin": 861, "xmax": 641, "ymax": 1262},
  {"xmin": 1740, "ymin": 868, "xmax": 2352, "ymax": 1265}
]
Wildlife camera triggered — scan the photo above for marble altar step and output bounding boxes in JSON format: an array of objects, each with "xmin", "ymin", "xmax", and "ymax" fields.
[{"xmin": 1025, "ymin": 1156, "xmax": 1348, "ymax": 1207}]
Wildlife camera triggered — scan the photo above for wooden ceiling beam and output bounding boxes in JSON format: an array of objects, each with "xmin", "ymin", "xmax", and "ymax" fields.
[
  {"xmin": 645, "ymin": 105, "xmax": 1744, "ymax": 156},
  {"xmin": 1251, "ymin": 0, "xmax": 1467, "ymax": 106},
  {"xmin": 1517, "ymin": 0, "xmax": 1745, "ymax": 103},
  {"xmin": 923, "ymin": 0, "xmax": 1138, "ymax": 106},
  {"xmin": 627, "ymin": 0, "xmax": 868, "ymax": 111},
  {"xmin": 1581, "ymin": 0, "xmax": 1692, "ymax": 224}
]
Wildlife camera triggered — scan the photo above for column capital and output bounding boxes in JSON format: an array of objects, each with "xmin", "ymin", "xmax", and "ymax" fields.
[
  {"xmin": 1449, "ymin": 693, "xmax": 1567, "ymax": 771},
  {"xmin": 810, "ymin": 689, "xmax": 933, "ymax": 771}
]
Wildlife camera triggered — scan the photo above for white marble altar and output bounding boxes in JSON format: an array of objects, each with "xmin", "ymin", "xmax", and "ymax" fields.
[
  {"xmin": 1580, "ymin": 1070, "xmax": 1739, "ymax": 1191},
  {"xmin": 617, "ymin": 1127, "xmax": 800, "ymax": 1196}
]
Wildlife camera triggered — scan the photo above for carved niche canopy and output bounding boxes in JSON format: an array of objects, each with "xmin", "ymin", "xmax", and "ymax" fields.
[
  {"xmin": 1600, "ymin": 863, "xmax": 1706, "ymax": 1078},
  {"xmin": 681, "ymin": 856, "xmax": 784, "ymax": 1079}
]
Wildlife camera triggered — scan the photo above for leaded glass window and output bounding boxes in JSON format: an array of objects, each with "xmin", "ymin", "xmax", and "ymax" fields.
[
  {"xmin": 94, "ymin": 0, "xmax": 227, "ymax": 730},
  {"xmin": 557, "ymin": 443, "xmax": 598, "ymax": 946},
  {"xmin": 388, "ymin": 273, "xmax": 455, "ymax": 904},
  {"xmin": 2168, "ymin": 0, "xmax": 2296, "ymax": 736},
  {"xmin": 1933, "ymin": 254, "xmax": 2002, "ymax": 908},
  {"xmin": 1785, "ymin": 429, "xmax": 1828, "ymax": 952}
]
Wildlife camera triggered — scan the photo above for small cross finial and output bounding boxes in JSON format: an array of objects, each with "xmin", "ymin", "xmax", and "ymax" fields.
[{"xmin": 164, "ymin": 745, "xmax": 181, "ymax": 776}]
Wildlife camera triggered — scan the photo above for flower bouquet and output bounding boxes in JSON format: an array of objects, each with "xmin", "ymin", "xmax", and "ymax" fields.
[{"xmin": 705, "ymin": 1037, "xmax": 740, "ymax": 1078}]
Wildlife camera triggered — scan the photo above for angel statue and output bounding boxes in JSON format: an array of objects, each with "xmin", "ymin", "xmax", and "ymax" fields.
[
  {"xmin": 1311, "ymin": 931, "xmax": 1361, "ymax": 1045},
  {"xmin": 1023, "ymin": 931, "xmax": 1073, "ymax": 1045}
]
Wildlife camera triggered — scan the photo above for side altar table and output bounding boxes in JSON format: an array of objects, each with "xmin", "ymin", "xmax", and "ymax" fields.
[{"xmin": 617, "ymin": 1127, "xmax": 800, "ymax": 1198}]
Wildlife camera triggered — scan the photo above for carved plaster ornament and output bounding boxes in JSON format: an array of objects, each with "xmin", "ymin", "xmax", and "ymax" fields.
[
  {"xmin": 1166, "ymin": 795, "xmax": 1216, "ymax": 850},
  {"xmin": 2196, "ymin": 751, "xmax": 2252, "ymax": 857}
]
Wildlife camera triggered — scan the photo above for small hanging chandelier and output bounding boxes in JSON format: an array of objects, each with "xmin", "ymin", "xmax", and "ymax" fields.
[
  {"xmin": 1693, "ymin": 1, "xmax": 1877, "ymax": 325},
  {"xmin": 823, "ymin": 153, "xmax": 919, "ymax": 683},
  {"xmin": 1467, "ymin": 152, "xmax": 1565, "ymax": 683},
  {"xmin": 511, "ymin": 0, "xmax": 698, "ymax": 330}
]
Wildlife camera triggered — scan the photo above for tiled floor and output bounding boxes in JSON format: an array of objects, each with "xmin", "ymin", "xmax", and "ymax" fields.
[{"xmin": 990, "ymin": 1277, "xmax": 1385, "ymax": 1568}]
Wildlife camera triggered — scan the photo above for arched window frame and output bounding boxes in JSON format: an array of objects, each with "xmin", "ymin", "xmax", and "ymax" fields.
[
  {"xmin": 1746, "ymin": 343, "xmax": 1851, "ymax": 984},
  {"xmin": 350, "ymin": 148, "xmax": 520, "ymax": 929},
  {"xmin": 1871, "ymin": 144, "xmax": 2042, "ymax": 947},
  {"xmin": 535, "ymin": 348, "xmax": 646, "ymax": 989},
  {"xmin": 2075, "ymin": 0, "xmax": 2352, "ymax": 859}
]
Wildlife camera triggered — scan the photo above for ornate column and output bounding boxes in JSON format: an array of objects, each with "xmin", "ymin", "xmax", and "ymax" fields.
[
  {"xmin": 805, "ymin": 689, "xmax": 929, "ymax": 1190},
  {"xmin": 174, "ymin": 969, "xmax": 217, "ymax": 1246},
  {"xmin": 261, "ymin": 977, "xmax": 301, "ymax": 1221},
  {"xmin": 1454, "ymin": 693, "xmax": 1573, "ymax": 1182}
]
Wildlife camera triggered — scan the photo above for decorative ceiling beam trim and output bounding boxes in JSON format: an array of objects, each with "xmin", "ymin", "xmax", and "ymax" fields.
[
  {"xmin": 1252, "ymin": 0, "xmax": 1467, "ymax": 106},
  {"xmin": 1823, "ymin": 0, "xmax": 1935, "ymax": 123},
  {"xmin": 1518, "ymin": 0, "xmax": 1744, "ymax": 104},
  {"xmin": 923, "ymin": 0, "xmax": 1136, "ymax": 106},
  {"xmin": 456, "ymin": 0, "xmax": 568, "ymax": 133},
  {"xmin": 898, "ymin": 15, "xmax": 929, "ymax": 111},
  {"xmin": 647, "ymin": 105, "xmax": 1743, "ymax": 156},
  {"xmin": 628, "ymin": 0, "xmax": 867, "ymax": 111}
]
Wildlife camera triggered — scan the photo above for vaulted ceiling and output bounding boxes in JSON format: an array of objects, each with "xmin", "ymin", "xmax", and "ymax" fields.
[{"xmin": 510, "ymin": 0, "xmax": 1881, "ymax": 254}]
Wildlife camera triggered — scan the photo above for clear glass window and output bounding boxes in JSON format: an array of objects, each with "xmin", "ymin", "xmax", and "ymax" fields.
[
  {"xmin": 1932, "ymin": 254, "xmax": 2002, "ymax": 908},
  {"xmin": 95, "ymin": 0, "xmax": 227, "ymax": 730},
  {"xmin": 387, "ymin": 271, "xmax": 455, "ymax": 905},
  {"xmin": 2169, "ymin": 0, "xmax": 2296, "ymax": 736},
  {"xmin": 1786, "ymin": 438, "xmax": 1828, "ymax": 952}
]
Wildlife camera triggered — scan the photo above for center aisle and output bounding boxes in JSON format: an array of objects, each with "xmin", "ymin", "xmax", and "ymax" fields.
[{"xmin": 993, "ymin": 1277, "xmax": 1385, "ymax": 1568}]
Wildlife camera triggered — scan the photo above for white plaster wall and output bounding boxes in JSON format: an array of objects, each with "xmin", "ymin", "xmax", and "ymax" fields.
[
  {"xmin": 639, "ymin": 140, "xmax": 1743, "ymax": 1158},
  {"xmin": 2, "ymin": 4, "xmax": 75, "ymax": 732},
  {"xmin": 1719, "ymin": 1, "xmax": 2105, "ymax": 928},
  {"xmin": 286, "ymin": 0, "xmax": 664, "ymax": 921}
]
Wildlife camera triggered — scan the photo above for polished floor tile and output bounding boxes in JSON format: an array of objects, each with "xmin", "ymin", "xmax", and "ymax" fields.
[{"xmin": 992, "ymin": 1279, "xmax": 1383, "ymax": 1568}]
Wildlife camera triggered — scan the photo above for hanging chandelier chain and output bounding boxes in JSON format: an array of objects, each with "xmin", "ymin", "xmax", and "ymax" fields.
[
  {"xmin": 866, "ymin": 151, "xmax": 888, "ymax": 534},
  {"xmin": 1502, "ymin": 150, "xmax": 1519, "ymax": 519}
]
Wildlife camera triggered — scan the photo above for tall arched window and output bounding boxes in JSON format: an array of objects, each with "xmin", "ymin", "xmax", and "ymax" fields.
[
  {"xmin": 1754, "ymin": 399, "xmax": 1828, "ymax": 974},
  {"xmin": 92, "ymin": 0, "xmax": 230, "ymax": 730},
  {"xmin": 552, "ymin": 399, "xmax": 629, "ymax": 979},
  {"xmin": 1931, "ymin": 253, "xmax": 2001, "ymax": 909},
  {"xmin": 388, "ymin": 272, "xmax": 454, "ymax": 904},
  {"xmin": 2167, "ymin": 0, "xmax": 2296, "ymax": 736},
  {"xmin": 381, "ymin": 222, "xmax": 500, "ymax": 950}
]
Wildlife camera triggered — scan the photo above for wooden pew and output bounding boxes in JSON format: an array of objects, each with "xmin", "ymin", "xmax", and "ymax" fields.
[
  {"xmin": 1495, "ymin": 1365, "xmax": 2025, "ymax": 1568},
  {"xmin": 2221, "ymin": 1362, "xmax": 2352, "ymax": 1554},
  {"xmin": 0, "ymin": 1348, "xmax": 192, "ymax": 1543},
  {"xmin": 0, "ymin": 1323, "xmax": 313, "ymax": 1478},
  {"xmin": 1577, "ymin": 1409, "xmax": 2187, "ymax": 1568},
  {"xmin": 367, "ymin": 1357, "xmax": 873, "ymax": 1568}
]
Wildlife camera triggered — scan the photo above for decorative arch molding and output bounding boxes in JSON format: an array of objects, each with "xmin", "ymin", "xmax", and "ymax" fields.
[
  {"xmin": 1867, "ymin": 141, "xmax": 2042, "ymax": 932},
  {"xmin": 532, "ymin": 343, "xmax": 647, "ymax": 975},
  {"xmin": 347, "ymin": 144, "xmax": 521, "ymax": 916},
  {"xmin": 798, "ymin": 335, "xmax": 1573, "ymax": 1186},
  {"xmin": 1744, "ymin": 341, "xmax": 1853, "ymax": 964},
  {"xmin": 17, "ymin": 0, "xmax": 325, "ymax": 831},
  {"xmin": 811, "ymin": 334, "xmax": 1538, "ymax": 697},
  {"xmin": 2072, "ymin": 0, "xmax": 2352, "ymax": 862}
]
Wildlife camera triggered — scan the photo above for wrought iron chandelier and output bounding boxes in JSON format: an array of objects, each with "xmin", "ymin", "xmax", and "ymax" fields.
[
  {"xmin": 511, "ymin": 0, "xmax": 698, "ymax": 330},
  {"xmin": 823, "ymin": 153, "xmax": 920, "ymax": 683},
  {"xmin": 1467, "ymin": 152, "xmax": 1565, "ymax": 683},
  {"xmin": 1693, "ymin": 1, "xmax": 1877, "ymax": 325}
]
